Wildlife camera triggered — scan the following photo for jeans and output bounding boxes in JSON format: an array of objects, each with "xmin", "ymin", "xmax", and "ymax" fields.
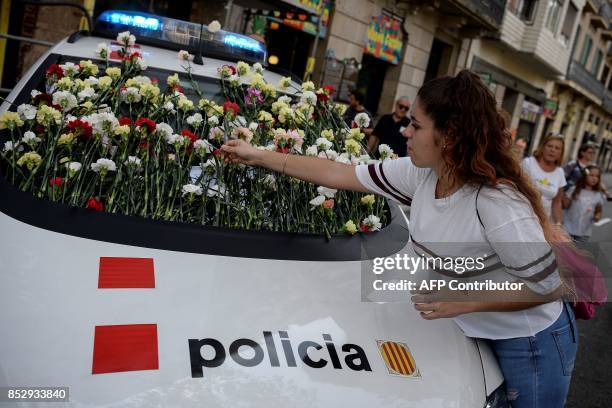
[{"xmin": 486, "ymin": 302, "xmax": 578, "ymax": 408}]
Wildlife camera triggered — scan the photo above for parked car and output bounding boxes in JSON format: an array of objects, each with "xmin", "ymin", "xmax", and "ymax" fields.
[{"xmin": 0, "ymin": 10, "xmax": 506, "ymax": 407}]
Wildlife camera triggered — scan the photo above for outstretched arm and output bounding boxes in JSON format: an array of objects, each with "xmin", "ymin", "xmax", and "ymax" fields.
[{"xmin": 220, "ymin": 139, "xmax": 369, "ymax": 192}]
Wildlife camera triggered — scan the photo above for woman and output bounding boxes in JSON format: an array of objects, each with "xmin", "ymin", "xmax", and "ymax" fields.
[
  {"xmin": 221, "ymin": 70, "xmax": 577, "ymax": 407},
  {"xmin": 563, "ymin": 165, "xmax": 606, "ymax": 242},
  {"xmin": 522, "ymin": 133, "xmax": 567, "ymax": 225}
]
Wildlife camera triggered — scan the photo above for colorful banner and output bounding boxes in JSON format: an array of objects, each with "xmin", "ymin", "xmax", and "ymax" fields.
[
  {"xmin": 365, "ymin": 11, "xmax": 404, "ymax": 65},
  {"xmin": 543, "ymin": 99, "xmax": 558, "ymax": 117}
]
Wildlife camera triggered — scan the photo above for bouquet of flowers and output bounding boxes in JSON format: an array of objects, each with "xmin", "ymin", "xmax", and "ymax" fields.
[{"xmin": 0, "ymin": 32, "xmax": 398, "ymax": 238}]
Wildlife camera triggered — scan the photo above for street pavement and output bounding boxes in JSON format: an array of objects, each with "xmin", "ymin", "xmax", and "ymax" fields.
[{"xmin": 566, "ymin": 172, "xmax": 612, "ymax": 408}]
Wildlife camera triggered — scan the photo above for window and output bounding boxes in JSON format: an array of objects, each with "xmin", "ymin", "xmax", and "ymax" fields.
[
  {"xmin": 571, "ymin": 25, "xmax": 581, "ymax": 59},
  {"xmin": 508, "ymin": 0, "xmax": 538, "ymax": 23},
  {"xmin": 579, "ymin": 36, "xmax": 593, "ymax": 66},
  {"xmin": 560, "ymin": 3, "xmax": 578, "ymax": 46},
  {"xmin": 545, "ymin": 0, "xmax": 564, "ymax": 33},
  {"xmin": 601, "ymin": 65, "xmax": 609, "ymax": 85},
  {"xmin": 592, "ymin": 50, "xmax": 604, "ymax": 77}
]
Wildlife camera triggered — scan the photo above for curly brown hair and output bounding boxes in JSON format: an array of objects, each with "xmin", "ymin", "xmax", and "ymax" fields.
[{"xmin": 416, "ymin": 69, "xmax": 557, "ymax": 241}]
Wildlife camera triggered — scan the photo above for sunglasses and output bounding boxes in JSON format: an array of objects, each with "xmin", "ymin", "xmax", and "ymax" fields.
[{"xmin": 397, "ymin": 104, "xmax": 410, "ymax": 110}]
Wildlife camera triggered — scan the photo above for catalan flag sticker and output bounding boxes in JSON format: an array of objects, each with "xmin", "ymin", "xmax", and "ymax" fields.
[{"xmin": 377, "ymin": 340, "xmax": 421, "ymax": 378}]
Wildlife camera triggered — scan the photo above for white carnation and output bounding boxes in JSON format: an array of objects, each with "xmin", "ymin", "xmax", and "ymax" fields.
[
  {"xmin": 300, "ymin": 91, "xmax": 317, "ymax": 105},
  {"xmin": 362, "ymin": 214, "xmax": 382, "ymax": 231},
  {"xmin": 156, "ymin": 123, "xmax": 174, "ymax": 139},
  {"xmin": 117, "ymin": 31, "xmax": 136, "ymax": 46},
  {"xmin": 207, "ymin": 20, "xmax": 221, "ymax": 33},
  {"xmin": 78, "ymin": 87, "xmax": 96, "ymax": 101},
  {"xmin": 91, "ymin": 158, "xmax": 117, "ymax": 173},
  {"xmin": 208, "ymin": 116, "xmax": 219, "ymax": 126},
  {"xmin": 354, "ymin": 112, "xmax": 370, "ymax": 128},
  {"xmin": 186, "ymin": 113, "xmax": 203, "ymax": 127},
  {"xmin": 182, "ymin": 184, "xmax": 203, "ymax": 196},
  {"xmin": 305, "ymin": 145, "xmax": 318, "ymax": 156},
  {"xmin": 125, "ymin": 156, "xmax": 142, "ymax": 167},
  {"xmin": 22, "ymin": 131, "xmax": 41, "ymax": 145},
  {"xmin": 317, "ymin": 186, "xmax": 337, "ymax": 198},
  {"xmin": 17, "ymin": 104, "xmax": 37, "ymax": 120},
  {"xmin": 52, "ymin": 91, "xmax": 78, "ymax": 111},
  {"xmin": 309, "ymin": 195, "xmax": 326, "ymax": 207},
  {"xmin": 315, "ymin": 137, "xmax": 333, "ymax": 150}
]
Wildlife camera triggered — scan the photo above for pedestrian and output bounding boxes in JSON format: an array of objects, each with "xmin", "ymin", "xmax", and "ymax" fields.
[
  {"xmin": 343, "ymin": 89, "xmax": 373, "ymax": 136},
  {"xmin": 221, "ymin": 69, "xmax": 577, "ymax": 408},
  {"xmin": 562, "ymin": 165, "xmax": 606, "ymax": 242},
  {"xmin": 564, "ymin": 143, "xmax": 596, "ymax": 191},
  {"xmin": 367, "ymin": 97, "xmax": 411, "ymax": 157},
  {"xmin": 522, "ymin": 133, "xmax": 567, "ymax": 225}
]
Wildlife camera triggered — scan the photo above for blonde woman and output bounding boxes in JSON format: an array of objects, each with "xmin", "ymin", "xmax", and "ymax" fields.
[{"xmin": 522, "ymin": 133, "xmax": 567, "ymax": 224}]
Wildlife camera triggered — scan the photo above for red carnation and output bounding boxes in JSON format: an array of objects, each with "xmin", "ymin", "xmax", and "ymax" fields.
[
  {"xmin": 359, "ymin": 223, "xmax": 372, "ymax": 233},
  {"xmin": 49, "ymin": 177, "xmax": 63, "ymax": 187},
  {"xmin": 135, "ymin": 117, "xmax": 156, "ymax": 133},
  {"xmin": 129, "ymin": 51, "xmax": 142, "ymax": 59},
  {"xmin": 118, "ymin": 116, "xmax": 133, "ymax": 126},
  {"xmin": 86, "ymin": 197, "xmax": 104, "ymax": 212},
  {"xmin": 276, "ymin": 146, "xmax": 290, "ymax": 154},
  {"xmin": 67, "ymin": 119, "xmax": 93, "ymax": 140},
  {"xmin": 323, "ymin": 85, "xmax": 334, "ymax": 94},
  {"xmin": 46, "ymin": 64, "xmax": 63, "ymax": 80},
  {"xmin": 150, "ymin": 77, "xmax": 159, "ymax": 85},
  {"xmin": 172, "ymin": 85, "xmax": 185, "ymax": 94},
  {"xmin": 316, "ymin": 91, "xmax": 329, "ymax": 103},
  {"xmin": 181, "ymin": 129, "xmax": 198, "ymax": 146},
  {"xmin": 33, "ymin": 93, "xmax": 52, "ymax": 106},
  {"xmin": 223, "ymin": 101, "xmax": 240, "ymax": 118},
  {"xmin": 213, "ymin": 148, "xmax": 222, "ymax": 156}
]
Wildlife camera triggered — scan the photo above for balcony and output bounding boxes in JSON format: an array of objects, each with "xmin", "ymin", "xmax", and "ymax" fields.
[
  {"xmin": 567, "ymin": 60, "xmax": 605, "ymax": 101},
  {"xmin": 448, "ymin": 0, "xmax": 507, "ymax": 31}
]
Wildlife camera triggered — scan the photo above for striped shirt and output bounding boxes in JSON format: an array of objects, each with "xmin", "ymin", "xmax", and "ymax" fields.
[{"xmin": 356, "ymin": 157, "xmax": 562, "ymax": 339}]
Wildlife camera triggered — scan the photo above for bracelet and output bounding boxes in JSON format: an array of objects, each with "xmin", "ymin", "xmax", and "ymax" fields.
[{"xmin": 281, "ymin": 152, "xmax": 290, "ymax": 175}]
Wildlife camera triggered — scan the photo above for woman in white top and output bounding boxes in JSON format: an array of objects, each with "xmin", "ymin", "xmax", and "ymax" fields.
[
  {"xmin": 221, "ymin": 70, "xmax": 577, "ymax": 407},
  {"xmin": 522, "ymin": 133, "xmax": 567, "ymax": 224}
]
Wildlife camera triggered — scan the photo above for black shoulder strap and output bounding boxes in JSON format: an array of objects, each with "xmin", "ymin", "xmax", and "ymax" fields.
[{"xmin": 475, "ymin": 184, "xmax": 484, "ymax": 229}]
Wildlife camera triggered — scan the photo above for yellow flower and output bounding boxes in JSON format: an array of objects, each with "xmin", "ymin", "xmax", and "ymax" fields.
[
  {"xmin": 57, "ymin": 77, "xmax": 73, "ymax": 91},
  {"xmin": 346, "ymin": 128, "xmax": 365, "ymax": 141},
  {"xmin": 345, "ymin": 139, "xmax": 361, "ymax": 155},
  {"xmin": 344, "ymin": 220, "xmax": 358, "ymax": 235},
  {"xmin": 321, "ymin": 129, "xmax": 334, "ymax": 141},
  {"xmin": 140, "ymin": 83, "xmax": 160, "ymax": 100},
  {"xmin": 36, "ymin": 105, "xmax": 61, "ymax": 127},
  {"xmin": 263, "ymin": 83, "xmax": 276, "ymax": 98},
  {"xmin": 79, "ymin": 60, "xmax": 99, "ymax": 76},
  {"xmin": 82, "ymin": 101, "xmax": 93, "ymax": 109},
  {"xmin": 114, "ymin": 125, "xmax": 131, "ymax": 138},
  {"xmin": 236, "ymin": 61, "xmax": 250, "ymax": 76},
  {"xmin": 98, "ymin": 76, "xmax": 112, "ymax": 89},
  {"xmin": 278, "ymin": 76, "xmax": 291, "ymax": 89},
  {"xmin": 167, "ymin": 73, "xmax": 180, "ymax": 87},
  {"xmin": 361, "ymin": 194, "xmax": 375, "ymax": 207},
  {"xmin": 57, "ymin": 132, "xmax": 75, "ymax": 145},
  {"xmin": 249, "ymin": 72, "xmax": 265, "ymax": 88},
  {"xmin": 105, "ymin": 67, "xmax": 121, "ymax": 79},
  {"xmin": 16, "ymin": 151, "xmax": 42, "ymax": 170},
  {"xmin": 334, "ymin": 103, "xmax": 347, "ymax": 116},
  {"xmin": 0, "ymin": 111, "xmax": 24, "ymax": 130},
  {"xmin": 301, "ymin": 81, "xmax": 315, "ymax": 92},
  {"xmin": 177, "ymin": 97, "xmax": 194, "ymax": 112},
  {"xmin": 258, "ymin": 110, "xmax": 274, "ymax": 124}
]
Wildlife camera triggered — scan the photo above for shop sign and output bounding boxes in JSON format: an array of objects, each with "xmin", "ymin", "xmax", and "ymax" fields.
[{"xmin": 365, "ymin": 10, "xmax": 404, "ymax": 65}]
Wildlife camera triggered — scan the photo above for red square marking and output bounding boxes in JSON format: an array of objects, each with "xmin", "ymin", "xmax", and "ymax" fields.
[
  {"xmin": 92, "ymin": 324, "xmax": 159, "ymax": 374},
  {"xmin": 98, "ymin": 257, "xmax": 155, "ymax": 288}
]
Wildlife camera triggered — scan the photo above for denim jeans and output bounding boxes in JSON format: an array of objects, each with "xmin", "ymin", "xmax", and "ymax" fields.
[{"xmin": 486, "ymin": 302, "xmax": 578, "ymax": 408}]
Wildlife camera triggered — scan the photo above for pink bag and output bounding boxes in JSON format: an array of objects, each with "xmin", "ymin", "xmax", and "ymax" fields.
[{"xmin": 553, "ymin": 241, "xmax": 608, "ymax": 320}]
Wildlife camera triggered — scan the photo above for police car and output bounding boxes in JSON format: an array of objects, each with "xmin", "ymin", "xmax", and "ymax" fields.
[{"xmin": 0, "ymin": 10, "xmax": 507, "ymax": 407}]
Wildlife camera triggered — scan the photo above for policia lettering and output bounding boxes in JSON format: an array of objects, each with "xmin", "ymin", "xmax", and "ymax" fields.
[{"xmin": 189, "ymin": 331, "xmax": 372, "ymax": 377}]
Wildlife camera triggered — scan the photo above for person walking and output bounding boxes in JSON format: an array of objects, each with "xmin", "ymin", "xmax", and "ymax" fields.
[
  {"xmin": 221, "ymin": 70, "xmax": 577, "ymax": 408},
  {"xmin": 343, "ymin": 89, "xmax": 372, "ymax": 136},
  {"xmin": 562, "ymin": 165, "xmax": 606, "ymax": 242},
  {"xmin": 367, "ymin": 97, "xmax": 411, "ymax": 157},
  {"xmin": 564, "ymin": 144, "xmax": 596, "ymax": 191},
  {"xmin": 522, "ymin": 133, "xmax": 567, "ymax": 225}
]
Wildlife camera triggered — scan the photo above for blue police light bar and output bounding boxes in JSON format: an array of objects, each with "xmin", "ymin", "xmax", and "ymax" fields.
[
  {"xmin": 102, "ymin": 11, "xmax": 160, "ymax": 30},
  {"xmin": 223, "ymin": 34, "xmax": 263, "ymax": 53},
  {"xmin": 95, "ymin": 10, "xmax": 267, "ymax": 64}
]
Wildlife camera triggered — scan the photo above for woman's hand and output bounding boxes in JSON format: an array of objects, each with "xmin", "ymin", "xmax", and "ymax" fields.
[
  {"xmin": 411, "ymin": 291, "xmax": 476, "ymax": 320},
  {"xmin": 220, "ymin": 139, "xmax": 261, "ymax": 166}
]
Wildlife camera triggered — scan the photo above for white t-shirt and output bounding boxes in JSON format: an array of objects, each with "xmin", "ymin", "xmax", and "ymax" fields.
[
  {"xmin": 355, "ymin": 157, "xmax": 562, "ymax": 340},
  {"xmin": 522, "ymin": 156, "xmax": 567, "ymax": 217},
  {"xmin": 564, "ymin": 187, "xmax": 605, "ymax": 237}
]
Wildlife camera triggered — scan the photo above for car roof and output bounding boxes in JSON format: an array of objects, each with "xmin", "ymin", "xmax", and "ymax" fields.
[{"xmin": 51, "ymin": 35, "xmax": 300, "ymax": 94}]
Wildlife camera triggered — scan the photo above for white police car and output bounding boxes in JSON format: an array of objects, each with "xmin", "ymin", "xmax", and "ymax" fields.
[{"xmin": 0, "ymin": 10, "xmax": 507, "ymax": 407}]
